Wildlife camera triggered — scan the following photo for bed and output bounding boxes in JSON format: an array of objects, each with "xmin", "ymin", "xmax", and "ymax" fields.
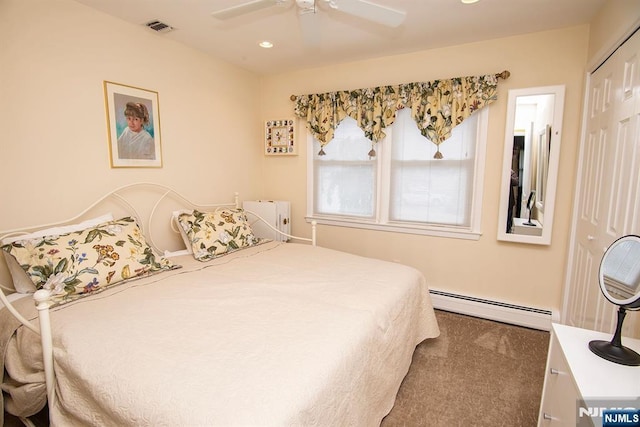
[{"xmin": 0, "ymin": 183, "xmax": 440, "ymax": 426}]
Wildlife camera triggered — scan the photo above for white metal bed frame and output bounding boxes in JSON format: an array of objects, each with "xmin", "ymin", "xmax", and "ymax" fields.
[{"xmin": 0, "ymin": 182, "xmax": 317, "ymax": 426}]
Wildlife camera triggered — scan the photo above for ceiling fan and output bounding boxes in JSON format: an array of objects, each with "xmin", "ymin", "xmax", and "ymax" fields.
[{"xmin": 211, "ymin": 0, "xmax": 407, "ymax": 28}]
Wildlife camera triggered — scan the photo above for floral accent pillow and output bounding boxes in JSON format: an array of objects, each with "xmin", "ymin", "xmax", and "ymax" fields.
[
  {"xmin": 1, "ymin": 213, "xmax": 115, "ymax": 294},
  {"xmin": 177, "ymin": 209, "xmax": 264, "ymax": 262},
  {"xmin": 1, "ymin": 217, "xmax": 178, "ymax": 305}
]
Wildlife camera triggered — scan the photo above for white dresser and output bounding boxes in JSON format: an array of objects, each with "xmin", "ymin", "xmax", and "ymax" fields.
[
  {"xmin": 512, "ymin": 217, "xmax": 543, "ymax": 236},
  {"xmin": 538, "ymin": 323, "xmax": 640, "ymax": 426},
  {"xmin": 242, "ymin": 200, "xmax": 290, "ymax": 242}
]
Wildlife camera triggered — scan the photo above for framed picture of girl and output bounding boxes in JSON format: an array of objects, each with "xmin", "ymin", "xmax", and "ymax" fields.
[{"xmin": 103, "ymin": 81, "xmax": 163, "ymax": 168}]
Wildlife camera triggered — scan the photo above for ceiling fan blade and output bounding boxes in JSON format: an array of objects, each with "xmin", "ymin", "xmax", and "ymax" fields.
[
  {"xmin": 331, "ymin": 0, "xmax": 406, "ymax": 27},
  {"xmin": 211, "ymin": 0, "xmax": 283, "ymax": 20}
]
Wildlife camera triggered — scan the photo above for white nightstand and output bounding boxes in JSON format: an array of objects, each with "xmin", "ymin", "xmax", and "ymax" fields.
[
  {"xmin": 242, "ymin": 200, "xmax": 290, "ymax": 242},
  {"xmin": 538, "ymin": 323, "xmax": 640, "ymax": 426}
]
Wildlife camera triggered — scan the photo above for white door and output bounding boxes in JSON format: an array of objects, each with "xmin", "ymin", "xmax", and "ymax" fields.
[{"xmin": 563, "ymin": 29, "xmax": 640, "ymax": 338}]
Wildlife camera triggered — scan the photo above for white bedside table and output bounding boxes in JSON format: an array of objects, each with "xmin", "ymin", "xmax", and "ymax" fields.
[{"xmin": 538, "ymin": 323, "xmax": 640, "ymax": 426}]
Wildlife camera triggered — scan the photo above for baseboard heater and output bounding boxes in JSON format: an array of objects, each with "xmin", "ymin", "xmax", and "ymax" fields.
[{"xmin": 429, "ymin": 289, "xmax": 554, "ymax": 331}]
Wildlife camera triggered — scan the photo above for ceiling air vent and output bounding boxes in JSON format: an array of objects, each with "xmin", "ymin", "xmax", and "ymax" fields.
[{"xmin": 145, "ymin": 20, "xmax": 173, "ymax": 33}]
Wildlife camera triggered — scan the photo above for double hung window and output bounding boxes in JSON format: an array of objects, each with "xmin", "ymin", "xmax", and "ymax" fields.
[{"xmin": 308, "ymin": 108, "xmax": 487, "ymax": 240}]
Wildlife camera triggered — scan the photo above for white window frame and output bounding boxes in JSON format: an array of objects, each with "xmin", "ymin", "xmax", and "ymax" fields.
[{"xmin": 305, "ymin": 108, "xmax": 489, "ymax": 240}]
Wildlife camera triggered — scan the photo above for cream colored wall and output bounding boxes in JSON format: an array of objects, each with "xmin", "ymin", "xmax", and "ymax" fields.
[
  {"xmin": 586, "ymin": 0, "xmax": 640, "ymax": 68},
  {"xmin": 0, "ymin": 0, "xmax": 263, "ymax": 232},
  {"xmin": 258, "ymin": 26, "xmax": 590, "ymax": 313},
  {"xmin": 3, "ymin": 0, "xmax": 633, "ymax": 315}
]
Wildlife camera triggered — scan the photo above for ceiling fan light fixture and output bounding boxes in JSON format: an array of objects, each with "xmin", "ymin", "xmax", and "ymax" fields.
[
  {"xmin": 259, "ymin": 40, "xmax": 274, "ymax": 48},
  {"xmin": 213, "ymin": 0, "xmax": 407, "ymax": 30},
  {"xmin": 296, "ymin": 0, "xmax": 316, "ymax": 14}
]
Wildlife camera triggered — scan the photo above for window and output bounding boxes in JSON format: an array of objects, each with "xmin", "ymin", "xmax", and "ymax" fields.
[
  {"xmin": 313, "ymin": 120, "xmax": 376, "ymax": 218},
  {"xmin": 307, "ymin": 108, "xmax": 487, "ymax": 240}
]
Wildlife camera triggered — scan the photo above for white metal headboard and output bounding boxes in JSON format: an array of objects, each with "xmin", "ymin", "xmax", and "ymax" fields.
[{"xmin": 1, "ymin": 182, "xmax": 239, "ymax": 256}]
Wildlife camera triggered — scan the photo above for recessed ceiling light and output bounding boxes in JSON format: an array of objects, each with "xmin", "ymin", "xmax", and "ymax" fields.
[
  {"xmin": 461, "ymin": 0, "xmax": 479, "ymax": 4},
  {"xmin": 259, "ymin": 40, "xmax": 274, "ymax": 48}
]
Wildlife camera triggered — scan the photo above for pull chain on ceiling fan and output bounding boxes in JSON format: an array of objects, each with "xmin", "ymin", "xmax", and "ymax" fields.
[{"xmin": 211, "ymin": 0, "xmax": 406, "ymax": 28}]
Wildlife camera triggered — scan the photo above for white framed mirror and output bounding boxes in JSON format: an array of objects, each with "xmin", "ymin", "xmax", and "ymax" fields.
[{"xmin": 497, "ymin": 85, "xmax": 565, "ymax": 245}]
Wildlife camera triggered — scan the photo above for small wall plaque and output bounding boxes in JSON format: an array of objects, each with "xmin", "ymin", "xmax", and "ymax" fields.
[{"xmin": 265, "ymin": 119, "xmax": 295, "ymax": 155}]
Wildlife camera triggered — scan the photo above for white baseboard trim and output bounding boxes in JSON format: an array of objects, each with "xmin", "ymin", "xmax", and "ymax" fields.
[{"xmin": 429, "ymin": 289, "xmax": 554, "ymax": 331}]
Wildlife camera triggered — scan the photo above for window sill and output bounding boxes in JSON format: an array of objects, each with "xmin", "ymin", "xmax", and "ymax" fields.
[{"xmin": 305, "ymin": 215, "xmax": 482, "ymax": 241}]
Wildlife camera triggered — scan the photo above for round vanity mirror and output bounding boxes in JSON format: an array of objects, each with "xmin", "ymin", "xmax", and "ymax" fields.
[{"xmin": 588, "ymin": 235, "xmax": 640, "ymax": 366}]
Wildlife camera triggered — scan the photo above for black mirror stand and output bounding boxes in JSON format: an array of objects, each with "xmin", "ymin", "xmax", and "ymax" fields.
[{"xmin": 589, "ymin": 306, "xmax": 640, "ymax": 366}]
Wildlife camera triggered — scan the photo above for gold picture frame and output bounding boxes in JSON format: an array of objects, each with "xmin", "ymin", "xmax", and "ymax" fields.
[
  {"xmin": 265, "ymin": 119, "xmax": 295, "ymax": 155},
  {"xmin": 104, "ymin": 81, "xmax": 163, "ymax": 168}
]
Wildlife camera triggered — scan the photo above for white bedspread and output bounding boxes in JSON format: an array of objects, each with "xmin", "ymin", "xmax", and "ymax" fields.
[{"xmin": 4, "ymin": 242, "xmax": 439, "ymax": 426}]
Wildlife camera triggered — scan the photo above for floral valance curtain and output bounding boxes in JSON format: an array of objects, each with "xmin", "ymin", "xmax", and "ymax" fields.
[{"xmin": 292, "ymin": 73, "xmax": 506, "ymax": 158}]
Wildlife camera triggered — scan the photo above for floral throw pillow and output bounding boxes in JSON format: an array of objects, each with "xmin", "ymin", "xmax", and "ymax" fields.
[
  {"xmin": 177, "ymin": 209, "xmax": 264, "ymax": 262},
  {"xmin": 1, "ymin": 217, "xmax": 177, "ymax": 305}
]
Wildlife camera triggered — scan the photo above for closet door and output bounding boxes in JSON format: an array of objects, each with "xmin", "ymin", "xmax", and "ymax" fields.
[{"xmin": 563, "ymin": 29, "xmax": 640, "ymax": 338}]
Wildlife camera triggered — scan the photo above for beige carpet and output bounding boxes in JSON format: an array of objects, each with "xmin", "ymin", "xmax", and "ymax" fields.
[{"xmin": 382, "ymin": 309, "xmax": 550, "ymax": 427}]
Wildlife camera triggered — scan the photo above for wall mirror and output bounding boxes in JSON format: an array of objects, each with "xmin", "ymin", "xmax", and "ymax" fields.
[
  {"xmin": 497, "ymin": 85, "xmax": 565, "ymax": 245},
  {"xmin": 589, "ymin": 234, "xmax": 640, "ymax": 366}
]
